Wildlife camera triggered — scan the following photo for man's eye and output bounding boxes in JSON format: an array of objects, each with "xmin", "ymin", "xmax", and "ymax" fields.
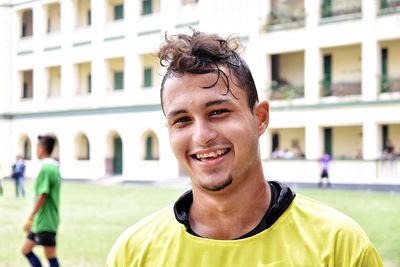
[
  {"xmin": 210, "ymin": 109, "xmax": 229, "ymax": 116},
  {"xmin": 173, "ymin": 117, "xmax": 191, "ymax": 125}
]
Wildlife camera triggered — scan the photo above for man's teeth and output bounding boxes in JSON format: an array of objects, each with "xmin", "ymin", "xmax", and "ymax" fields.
[{"xmin": 195, "ymin": 149, "xmax": 228, "ymax": 160}]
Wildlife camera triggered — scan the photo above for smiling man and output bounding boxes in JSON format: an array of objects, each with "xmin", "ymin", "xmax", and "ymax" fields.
[{"xmin": 107, "ymin": 30, "xmax": 383, "ymax": 266}]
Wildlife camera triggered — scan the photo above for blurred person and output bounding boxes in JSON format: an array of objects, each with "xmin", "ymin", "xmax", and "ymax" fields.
[
  {"xmin": 22, "ymin": 135, "xmax": 61, "ymax": 267},
  {"xmin": 107, "ymin": 30, "xmax": 383, "ymax": 266},
  {"xmin": 319, "ymin": 152, "xmax": 332, "ymax": 188},
  {"xmin": 11, "ymin": 154, "xmax": 26, "ymax": 197},
  {"xmin": 271, "ymin": 146, "xmax": 283, "ymax": 159},
  {"xmin": 283, "ymin": 148, "xmax": 294, "ymax": 159}
]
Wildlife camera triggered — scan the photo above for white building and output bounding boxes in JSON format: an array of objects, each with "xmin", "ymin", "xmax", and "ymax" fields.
[{"xmin": 0, "ymin": 0, "xmax": 399, "ymax": 184}]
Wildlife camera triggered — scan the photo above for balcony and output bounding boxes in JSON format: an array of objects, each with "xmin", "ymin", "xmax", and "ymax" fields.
[
  {"xmin": 269, "ymin": 82, "xmax": 304, "ymax": 100},
  {"xmin": 321, "ymin": 81, "xmax": 361, "ymax": 97},
  {"xmin": 265, "ymin": 10, "xmax": 305, "ymax": 31},
  {"xmin": 320, "ymin": 0, "xmax": 362, "ymax": 23},
  {"xmin": 379, "ymin": 0, "xmax": 400, "ymax": 15},
  {"xmin": 381, "ymin": 77, "xmax": 400, "ymax": 93}
]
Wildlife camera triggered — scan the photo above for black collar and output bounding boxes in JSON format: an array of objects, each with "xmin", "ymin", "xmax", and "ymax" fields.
[{"xmin": 173, "ymin": 181, "xmax": 296, "ymax": 239}]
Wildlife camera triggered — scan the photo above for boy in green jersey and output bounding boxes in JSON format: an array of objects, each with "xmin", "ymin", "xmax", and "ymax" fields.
[{"xmin": 22, "ymin": 135, "xmax": 61, "ymax": 267}]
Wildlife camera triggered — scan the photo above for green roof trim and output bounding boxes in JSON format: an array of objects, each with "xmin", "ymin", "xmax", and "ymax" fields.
[
  {"xmin": 73, "ymin": 41, "xmax": 92, "ymax": 47},
  {"xmin": 104, "ymin": 35, "xmax": 125, "ymax": 42},
  {"xmin": 44, "ymin": 46, "xmax": 61, "ymax": 52},
  {"xmin": 270, "ymin": 99, "xmax": 400, "ymax": 111},
  {"xmin": 17, "ymin": 50, "xmax": 34, "ymax": 56},
  {"xmin": 138, "ymin": 29, "xmax": 161, "ymax": 37},
  {"xmin": 0, "ymin": 104, "xmax": 162, "ymax": 120}
]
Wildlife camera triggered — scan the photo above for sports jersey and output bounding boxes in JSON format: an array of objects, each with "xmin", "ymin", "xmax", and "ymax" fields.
[
  {"xmin": 32, "ymin": 158, "xmax": 61, "ymax": 233},
  {"xmin": 107, "ymin": 183, "xmax": 383, "ymax": 267}
]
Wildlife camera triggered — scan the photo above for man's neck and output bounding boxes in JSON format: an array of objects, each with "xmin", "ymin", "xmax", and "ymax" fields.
[{"xmin": 189, "ymin": 174, "xmax": 271, "ymax": 240}]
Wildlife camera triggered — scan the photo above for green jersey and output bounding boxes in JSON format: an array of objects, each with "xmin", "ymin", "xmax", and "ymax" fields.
[{"xmin": 32, "ymin": 158, "xmax": 61, "ymax": 233}]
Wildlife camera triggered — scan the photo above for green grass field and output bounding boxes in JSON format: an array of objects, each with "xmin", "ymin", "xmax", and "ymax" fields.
[{"xmin": 0, "ymin": 179, "xmax": 399, "ymax": 267}]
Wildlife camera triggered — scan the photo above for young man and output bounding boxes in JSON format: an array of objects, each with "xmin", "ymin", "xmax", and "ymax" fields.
[
  {"xmin": 12, "ymin": 154, "xmax": 26, "ymax": 197},
  {"xmin": 22, "ymin": 135, "xmax": 61, "ymax": 267},
  {"xmin": 107, "ymin": 30, "xmax": 383, "ymax": 266}
]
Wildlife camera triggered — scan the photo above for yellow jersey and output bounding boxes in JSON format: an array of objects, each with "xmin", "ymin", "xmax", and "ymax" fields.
[{"xmin": 107, "ymin": 194, "xmax": 383, "ymax": 267}]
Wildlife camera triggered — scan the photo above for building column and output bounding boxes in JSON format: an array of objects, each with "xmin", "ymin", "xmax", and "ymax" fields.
[
  {"xmin": 362, "ymin": 121, "xmax": 379, "ymax": 160},
  {"xmin": 32, "ymin": 5, "xmax": 46, "ymax": 103},
  {"xmin": 90, "ymin": 131, "xmax": 107, "ymax": 178},
  {"xmin": 361, "ymin": 0, "xmax": 379, "ymax": 101},
  {"xmin": 124, "ymin": 0, "xmax": 140, "ymax": 96},
  {"xmin": 261, "ymin": 130, "xmax": 272, "ymax": 160},
  {"xmin": 305, "ymin": 122, "xmax": 322, "ymax": 160},
  {"xmin": 61, "ymin": 0, "xmax": 74, "ymax": 100},
  {"xmin": 160, "ymin": 0, "xmax": 178, "ymax": 34},
  {"xmin": 159, "ymin": 126, "xmax": 179, "ymax": 179},
  {"xmin": 304, "ymin": 0, "xmax": 320, "ymax": 104},
  {"xmin": 247, "ymin": 0, "xmax": 267, "ymax": 101}
]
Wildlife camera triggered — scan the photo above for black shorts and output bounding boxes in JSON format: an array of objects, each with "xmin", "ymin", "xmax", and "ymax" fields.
[
  {"xmin": 28, "ymin": 231, "xmax": 56, "ymax": 246},
  {"xmin": 321, "ymin": 170, "xmax": 329, "ymax": 178}
]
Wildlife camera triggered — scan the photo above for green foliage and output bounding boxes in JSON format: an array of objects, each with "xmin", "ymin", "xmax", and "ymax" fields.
[{"xmin": 0, "ymin": 180, "xmax": 399, "ymax": 266}]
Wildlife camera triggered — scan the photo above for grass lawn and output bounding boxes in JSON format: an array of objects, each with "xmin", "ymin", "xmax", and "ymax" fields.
[{"xmin": 0, "ymin": 179, "xmax": 399, "ymax": 267}]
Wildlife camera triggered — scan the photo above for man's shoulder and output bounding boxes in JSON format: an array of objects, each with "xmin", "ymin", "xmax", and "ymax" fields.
[
  {"xmin": 116, "ymin": 206, "xmax": 176, "ymax": 242},
  {"xmin": 289, "ymin": 194, "xmax": 370, "ymax": 242},
  {"xmin": 107, "ymin": 206, "xmax": 178, "ymax": 264}
]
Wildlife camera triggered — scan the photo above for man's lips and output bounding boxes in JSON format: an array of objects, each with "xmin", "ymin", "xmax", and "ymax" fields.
[{"xmin": 191, "ymin": 148, "xmax": 231, "ymax": 161}]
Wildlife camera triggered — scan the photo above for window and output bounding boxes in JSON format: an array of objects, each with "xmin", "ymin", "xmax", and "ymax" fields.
[
  {"xmin": 77, "ymin": 135, "xmax": 90, "ymax": 160},
  {"xmin": 114, "ymin": 4, "xmax": 124, "ymax": 20},
  {"xmin": 382, "ymin": 125, "xmax": 388, "ymax": 151},
  {"xmin": 21, "ymin": 9, "xmax": 33, "ymax": 37},
  {"xmin": 22, "ymin": 70, "xmax": 33, "ymax": 99},
  {"xmin": 323, "ymin": 54, "xmax": 332, "ymax": 96},
  {"xmin": 87, "ymin": 10, "xmax": 91, "ymax": 25},
  {"xmin": 324, "ymin": 128, "xmax": 332, "ymax": 156},
  {"xmin": 145, "ymin": 136, "xmax": 153, "ymax": 160},
  {"xmin": 114, "ymin": 71, "xmax": 124, "ymax": 90},
  {"xmin": 144, "ymin": 68, "xmax": 152, "ymax": 88},
  {"xmin": 23, "ymin": 139, "xmax": 32, "ymax": 160},
  {"xmin": 142, "ymin": 0, "xmax": 152, "ymax": 15},
  {"xmin": 88, "ymin": 74, "xmax": 92, "ymax": 93},
  {"xmin": 321, "ymin": 0, "xmax": 332, "ymax": 18},
  {"xmin": 381, "ymin": 48, "xmax": 388, "ymax": 92}
]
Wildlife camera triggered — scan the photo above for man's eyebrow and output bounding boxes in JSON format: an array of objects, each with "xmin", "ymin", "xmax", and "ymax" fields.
[
  {"xmin": 205, "ymin": 99, "xmax": 231, "ymax": 107},
  {"xmin": 167, "ymin": 109, "xmax": 187, "ymax": 118},
  {"xmin": 167, "ymin": 99, "xmax": 231, "ymax": 118}
]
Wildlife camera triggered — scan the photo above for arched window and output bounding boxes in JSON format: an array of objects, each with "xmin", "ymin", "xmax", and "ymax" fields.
[
  {"xmin": 76, "ymin": 134, "xmax": 90, "ymax": 160},
  {"xmin": 22, "ymin": 137, "xmax": 32, "ymax": 160},
  {"xmin": 145, "ymin": 136, "xmax": 153, "ymax": 160},
  {"xmin": 143, "ymin": 131, "xmax": 159, "ymax": 160}
]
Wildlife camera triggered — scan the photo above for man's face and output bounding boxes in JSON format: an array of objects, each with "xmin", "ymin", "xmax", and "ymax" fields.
[
  {"xmin": 163, "ymin": 71, "xmax": 268, "ymax": 192},
  {"xmin": 36, "ymin": 142, "xmax": 44, "ymax": 159}
]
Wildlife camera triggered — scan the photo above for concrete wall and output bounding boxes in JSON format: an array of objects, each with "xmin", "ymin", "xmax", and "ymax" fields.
[
  {"xmin": 322, "ymin": 45, "xmax": 361, "ymax": 83},
  {"xmin": 333, "ymin": 126, "xmax": 362, "ymax": 158},
  {"xmin": 280, "ymin": 51, "xmax": 304, "ymax": 86}
]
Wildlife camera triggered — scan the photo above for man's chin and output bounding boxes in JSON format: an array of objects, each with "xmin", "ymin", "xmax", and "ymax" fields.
[{"xmin": 199, "ymin": 176, "xmax": 233, "ymax": 192}]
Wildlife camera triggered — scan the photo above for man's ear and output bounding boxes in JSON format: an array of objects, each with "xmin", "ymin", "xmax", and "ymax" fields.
[{"xmin": 254, "ymin": 101, "xmax": 269, "ymax": 136}]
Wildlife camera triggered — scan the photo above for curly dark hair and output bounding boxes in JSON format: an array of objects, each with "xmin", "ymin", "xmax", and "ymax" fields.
[{"xmin": 158, "ymin": 30, "xmax": 259, "ymax": 112}]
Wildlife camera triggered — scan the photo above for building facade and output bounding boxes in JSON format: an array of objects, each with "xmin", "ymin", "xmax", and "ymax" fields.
[{"xmin": 0, "ymin": 0, "xmax": 399, "ymax": 183}]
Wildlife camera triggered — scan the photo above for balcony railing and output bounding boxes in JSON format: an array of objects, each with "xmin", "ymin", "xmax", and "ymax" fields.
[
  {"xmin": 321, "ymin": 0, "xmax": 361, "ymax": 19},
  {"xmin": 321, "ymin": 81, "xmax": 361, "ymax": 97},
  {"xmin": 379, "ymin": 0, "xmax": 400, "ymax": 14},
  {"xmin": 265, "ymin": 9, "xmax": 305, "ymax": 30},
  {"xmin": 381, "ymin": 77, "xmax": 400, "ymax": 93},
  {"xmin": 268, "ymin": 81, "xmax": 304, "ymax": 100}
]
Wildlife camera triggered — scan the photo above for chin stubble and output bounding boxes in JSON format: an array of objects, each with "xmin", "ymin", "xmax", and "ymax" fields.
[{"xmin": 200, "ymin": 176, "xmax": 233, "ymax": 192}]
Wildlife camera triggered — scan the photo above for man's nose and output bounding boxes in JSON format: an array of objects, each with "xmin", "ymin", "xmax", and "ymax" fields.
[{"xmin": 192, "ymin": 120, "xmax": 217, "ymax": 146}]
